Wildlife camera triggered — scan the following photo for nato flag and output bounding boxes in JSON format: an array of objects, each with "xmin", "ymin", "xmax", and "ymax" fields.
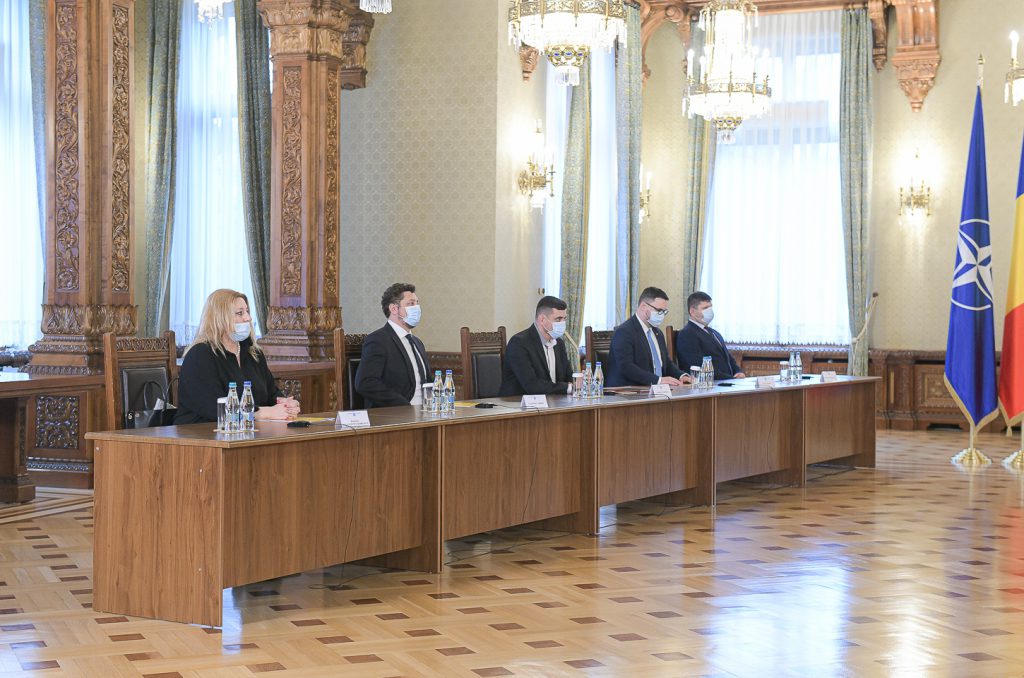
[{"xmin": 944, "ymin": 87, "xmax": 998, "ymax": 429}]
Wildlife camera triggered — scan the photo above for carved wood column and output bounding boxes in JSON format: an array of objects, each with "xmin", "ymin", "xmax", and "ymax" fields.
[
  {"xmin": 890, "ymin": 0, "xmax": 939, "ymax": 112},
  {"xmin": 340, "ymin": 4, "xmax": 374, "ymax": 90},
  {"xmin": 27, "ymin": 0, "xmax": 136, "ymax": 375},
  {"xmin": 258, "ymin": 0, "xmax": 349, "ymax": 361}
]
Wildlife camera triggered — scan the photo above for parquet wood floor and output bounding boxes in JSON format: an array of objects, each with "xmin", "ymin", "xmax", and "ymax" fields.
[{"xmin": 4, "ymin": 431, "xmax": 1024, "ymax": 676}]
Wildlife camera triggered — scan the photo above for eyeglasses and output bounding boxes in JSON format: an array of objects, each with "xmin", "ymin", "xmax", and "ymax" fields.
[{"xmin": 645, "ymin": 301, "xmax": 668, "ymax": 315}]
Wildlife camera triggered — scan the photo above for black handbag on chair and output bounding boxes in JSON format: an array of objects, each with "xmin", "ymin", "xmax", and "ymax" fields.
[{"xmin": 125, "ymin": 378, "xmax": 177, "ymax": 429}]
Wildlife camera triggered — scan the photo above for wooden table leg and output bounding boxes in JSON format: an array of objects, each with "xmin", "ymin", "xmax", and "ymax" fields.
[{"xmin": 0, "ymin": 397, "xmax": 36, "ymax": 503}]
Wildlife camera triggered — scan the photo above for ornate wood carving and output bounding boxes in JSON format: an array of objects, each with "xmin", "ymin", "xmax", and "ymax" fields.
[
  {"xmin": 519, "ymin": 46, "xmax": 540, "ymax": 82},
  {"xmin": 39, "ymin": 303, "xmax": 137, "ymax": 337},
  {"xmin": 34, "ymin": 396, "xmax": 80, "ymax": 450},
  {"xmin": 280, "ymin": 66, "xmax": 303, "ymax": 298},
  {"xmin": 266, "ymin": 305, "xmax": 343, "ymax": 333},
  {"xmin": 340, "ymin": 6, "xmax": 374, "ymax": 90},
  {"xmin": 890, "ymin": 0, "xmax": 939, "ymax": 112},
  {"xmin": 54, "ymin": 3, "xmax": 80, "ymax": 292},
  {"xmin": 279, "ymin": 379, "xmax": 303, "ymax": 401},
  {"xmin": 111, "ymin": 4, "xmax": 131, "ymax": 292},
  {"xmin": 867, "ymin": 0, "xmax": 889, "ymax": 70},
  {"xmin": 325, "ymin": 66, "xmax": 340, "ymax": 299}
]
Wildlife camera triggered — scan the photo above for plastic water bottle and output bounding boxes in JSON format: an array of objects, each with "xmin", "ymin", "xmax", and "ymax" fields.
[
  {"xmin": 794, "ymin": 352, "xmax": 803, "ymax": 380},
  {"xmin": 431, "ymin": 371, "xmax": 443, "ymax": 413},
  {"xmin": 583, "ymin": 361, "xmax": 593, "ymax": 399},
  {"xmin": 240, "ymin": 381, "xmax": 255, "ymax": 432},
  {"xmin": 443, "ymin": 370, "xmax": 455, "ymax": 414},
  {"xmin": 701, "ymin": 356, "xmax": 713, "ymax": 389},
  {"xmin": 225, "ymin": 382, "xmax": 240, "ymax": 432},
  {"xmin": 788, "ymin": 351, "xmax": 797, "ymax": 382},
  {"xmin": 593, "ymin": 362, "xmax": 604, "ymax": 399}
]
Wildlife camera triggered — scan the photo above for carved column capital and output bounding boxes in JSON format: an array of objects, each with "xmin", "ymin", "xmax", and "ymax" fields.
[
  {"xmin": 519, "ymin": 45, "xmax": 540, "ymax": 82},
  {"xmin": 892, "ymin": 52, "xmax": 940, "ymax": 112},
  {"xmin": 890, "ymin": 0, "xmax": 939, "ymax": 112},
  {"xmin": 258, "ymin": 0, "xmax": 352, "ymax": 61},
  {"xmin": 340, "ymin": 6, "xmax": 374, "ymax": 89}
]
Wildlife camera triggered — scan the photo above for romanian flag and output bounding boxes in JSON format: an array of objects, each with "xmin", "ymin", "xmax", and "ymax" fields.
[
  {"xmin": 999, "ymin": 133, "xmax": 1024, "ymax": 425},
  {"xmin": 945, "ymin": 87, "xmax": 998, "ymax": 430}
]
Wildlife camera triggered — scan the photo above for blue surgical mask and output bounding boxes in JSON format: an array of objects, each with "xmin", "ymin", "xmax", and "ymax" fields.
[
  {"xmin": 549, "ymin": 321, "xmax": 566, "ymax": 339},
  {"xmin": 648, "ymin": 310, "xmax": 666, "ymax": 327},
  {"xmin": 230, "ymin": 322, "xmax": 251, "ymax": 342},
  {"xmin": 702, "ymin": 308, "xmax": 714, "ymax": 325},
  {"xmin": 403, "ymin": 304, "xmax": 421, "ymax": 327}
]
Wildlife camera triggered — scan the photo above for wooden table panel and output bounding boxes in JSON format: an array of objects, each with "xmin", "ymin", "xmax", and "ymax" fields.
[
  {"xmin": 714, "ymin": 390, "xmax": 803, "ymax": 485},
  {"xmin": 597, "ymin": 398, "xmax": 713, "ymax": 507},
  {"xmin": 93, "ymin": 440, "xmax": 223, "ymax": 626},
  {"xmin": 442, "ymin": 410, "xmax": 593, "ymax": 540},
  {"xmin": 804, "ymin": 381, "xmax": 876, "ymax": 466}
]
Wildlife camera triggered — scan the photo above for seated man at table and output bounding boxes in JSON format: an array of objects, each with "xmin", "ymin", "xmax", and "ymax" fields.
[
  {"xmin": 675, "ymin": 291, "xmax": 746, "ymax": 380},
  {"xmin": 498, "ymin": 295, "xmax": 573, "ymax": 397},
  {"xmin": 605, "ymin": 286, "xmax": 689, "ymax": 387},
  {"xmin": 354, "ymin": 282, "xmax": 432, "ymax": 408}
]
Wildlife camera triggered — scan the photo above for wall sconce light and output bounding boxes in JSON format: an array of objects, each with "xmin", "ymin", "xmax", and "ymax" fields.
[
  {"xmin": 638, "ymin": 165, "xmax": 652, "ymax": 224},
  {"xmin": 899, "ymin": 150, "xmax": 931, "ymax": 218},
  {"xmin": 1007, "ymin": 31, "xmax": 1024, "ymax": 105},
  {"xmin": 518, "ymin": 119, "xmax": 554, "ymax": 210}
]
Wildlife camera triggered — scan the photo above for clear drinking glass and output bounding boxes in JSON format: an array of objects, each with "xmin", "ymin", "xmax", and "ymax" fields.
[
  {"xmin": 779, "ymin": 361, "xmax": 790, "ymax": 382},
  {"xmin": 690, "ymin": 366, "xmax": 700, "ymax": 386},
  {"xmin": 421, "ymin": 384, "xmax": 434, "ymax": 412},
  {"xmin": 572, "ymin": 372, "xmax": 584, "ymax": 397},
  {"xmin": 216, "ymin": 397, "xmax": 227, "ymax": 431}
]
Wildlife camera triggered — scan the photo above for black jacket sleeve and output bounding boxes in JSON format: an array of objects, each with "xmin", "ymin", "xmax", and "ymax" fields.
[
  {"xmin": 257, "ymin": 352, "xmax": 283, "ymax": 406},
  {"xmin": 506, "ymin": 335, "xmax": 570, "ymax": 395},
  {"xmin": 354, "ymin": 332, "xmax": 411, "ymax": 407},
  {"xmin": 177, "ymin": 344, "xmax": 226, "ymax": 423},
  {"xmin": 659, "ymin": 331, "xmax": 684, "ymax": 379}
]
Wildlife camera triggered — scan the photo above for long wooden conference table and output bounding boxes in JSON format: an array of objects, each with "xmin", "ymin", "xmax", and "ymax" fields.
[{"xmin": 87, "ymin": 376, "xmax": 876, "ymax": 627}]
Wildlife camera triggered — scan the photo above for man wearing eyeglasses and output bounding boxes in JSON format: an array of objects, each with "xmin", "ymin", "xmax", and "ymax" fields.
[{"xmin": 605, "ymin": 287, "xmax": 690, "ymax": 387}]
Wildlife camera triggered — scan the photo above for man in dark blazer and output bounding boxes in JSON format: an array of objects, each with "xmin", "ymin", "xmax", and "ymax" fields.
[
  {"xmin": 498, "ymin": 296, "xmax": 573, "ymax": 396},
  {"xmin": 605, "ymin": 287, "xmax": 690, "ymax": 387},
  {"xmin": 354, "ymin": 282, "xmax": 432, "ymax": 408},
  {"xmin": 675, "ymin": 291, "xmax": 745, "ymax": 381}
]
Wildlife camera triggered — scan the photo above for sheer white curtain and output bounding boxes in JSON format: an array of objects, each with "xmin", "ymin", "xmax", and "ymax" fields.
[
  {"xmin": 542, "ymin": 51, "xmax": 618, "ymax": 337},
  {"xmin": 700, "ymin": 10, "xmax": 849, "ymax": 344},
  {"xmin": 169, "ymin": 1, "xmax": 256, "ymax": 342},
  {"xmin": 580, "ymin": 47, "xmax": 618, "ymax": 334},
  {"xmin": 0, "ymin": 1, "xmax": 43, "ymax": 348}
]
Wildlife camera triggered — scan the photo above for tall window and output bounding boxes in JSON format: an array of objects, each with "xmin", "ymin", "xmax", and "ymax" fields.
[
  {"xmin": 701, "ymin": 11, "xmax": 849, "ymax": 345},
  {"xmin": 542, "ymin": 50, "xmax": 619, "ymax": 338},
  {"xmin": 169, "ymin": 2, "xmax": 256, "ymax": 342},
  {"xmin": 0, "ymin": 1, "xmax": 43, "ymax": 348}
]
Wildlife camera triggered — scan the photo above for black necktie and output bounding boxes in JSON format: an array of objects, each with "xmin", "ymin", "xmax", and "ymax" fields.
[{"xmin": 406, "ymin": 335, "xmax": 428, "ymax": 382}]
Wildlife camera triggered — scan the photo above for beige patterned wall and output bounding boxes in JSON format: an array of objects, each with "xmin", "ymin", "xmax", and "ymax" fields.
[
  {"xmin": 340, "ymin": 0, "xmax": 544, "ymax": 351},
  {"xmin": 639, "ymin": 4, "xmax": 1024, "ymax": 352}
]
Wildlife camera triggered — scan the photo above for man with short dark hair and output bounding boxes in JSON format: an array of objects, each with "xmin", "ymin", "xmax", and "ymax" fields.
[
  {"xmin": 675, "ymin": 291, "xmax": 745, "ymax": 380},
  {"xmin": 498, "ymin": 295, "xmax": 573, "ymax": 396},
  {"xmin": 354, "ymin": 282, "xmax": 432, "ymax": 408},
  {"xmin": 605, "ymin": 287, "xmax": 689, "ymax": 387}
]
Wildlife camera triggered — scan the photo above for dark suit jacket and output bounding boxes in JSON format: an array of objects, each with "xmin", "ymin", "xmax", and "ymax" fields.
[
  {"xmin": 354, "ymin": 323, "xmax": 431, "ymax": 408},
  {"xmin": 605, "ymin": 315, "xmax": 683, "ymax": 387},
  {"xmin": 675, "ymin": 321, "xmax": 741, "ymax": 380},
  {"xmin": 498, "ymin": 325, "xmax": 572, "ymax": 397}
]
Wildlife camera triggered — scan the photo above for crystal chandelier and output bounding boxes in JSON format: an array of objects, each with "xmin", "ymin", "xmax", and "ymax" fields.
[
  {"xmin": 359, "ymin": 0, "xmax": 392, "ymax": 13},
  {"xmin": 683, "ymin": 0, "xmax": 771, "ymax": 144},
  {"xmin": 1007, "ymin": 31, "xmax": 1024, "ymax": 106},
  {"xmin": 195, "ymin": 0, "xmax": 226, "ymax": 23},
  {"xmin": 508, "ymin": 0, "xmax": 627, "ymax": 87}
]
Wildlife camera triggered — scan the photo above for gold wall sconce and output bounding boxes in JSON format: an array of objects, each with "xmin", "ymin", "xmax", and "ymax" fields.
[
  {"xmin": 638, "ymin": 166, "xmax": 652, "ymax": 224},
  {"xmin": 899, "ymin": 151, "xmax": 931, "ymax": 218},
  {"xmin": 1008, "ymin": 31, "xmax": 1024, "ymax": 105},
  {"xmin": 518, "ymin": 120, "xmax": 554, "ymax": 210}
]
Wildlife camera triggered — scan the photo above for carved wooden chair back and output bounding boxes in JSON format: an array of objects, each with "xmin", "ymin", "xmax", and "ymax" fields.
[
  {"xmin": 102, "ymin": 331, "xmax": 178, "ymax": 430},
  {"xmin": 459, "ymin": 326, "xmax": 507, "ymax": 400},
  {"xmin": 333, "ymin": 328, "xmax": 367, "ymax": 411},
  {"xmin": 584, "ymin": 326, "xmax": 614, "ymax": 369}
]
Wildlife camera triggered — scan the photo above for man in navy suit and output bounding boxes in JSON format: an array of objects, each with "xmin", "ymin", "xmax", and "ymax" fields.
[
  {"xmin": 354, "ymin": 282, "xmax": 432, "ymax": 408},
  {"xmin": 605, "ymin": 287, "xmax": 690, "ymax": 387},
  {"xmin": 675, "ymin": 291, "xmax": 745, "ymax": 381},
  {"xmin": 498, "ymin": 296, "xmax": 574, "ymax": 397}
]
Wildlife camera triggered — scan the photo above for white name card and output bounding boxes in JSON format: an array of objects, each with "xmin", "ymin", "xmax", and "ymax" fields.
[
  {"xmin": 521, "ymin": 394, "xmax": 549, "ymax": 409},
  {"xmin": 336, "ymin": 410, "xmax": 371, "ymax": 429},
  {"xmin": 821, "ymin": 370, "xmax": 839, "ymax": 382},
  {"xmin": 649, "ymin": 384, "xmax": 673, "ymax": 398},
  {"xmin": 756, "ymin": 376, "xmax": 776, "ymax": 390}
]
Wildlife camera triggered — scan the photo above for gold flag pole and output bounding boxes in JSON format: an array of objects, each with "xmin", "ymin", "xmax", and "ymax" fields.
[
  {"xmin": 1004, "ymin": 422, "xmax": 1024, "ymax": 468},
  {"xmin": 952, "ymin": 422, "xmax": 992, "ymax": 465}
]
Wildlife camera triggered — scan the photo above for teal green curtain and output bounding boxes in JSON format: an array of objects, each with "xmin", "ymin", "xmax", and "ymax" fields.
[
  {"xmin": 682, "ymin": 27, "xmax": 714, "ymax": 296},
  {"xmin": 840, "ymin": 8, "xmax": 873, "ymax": 375},
  {"xmin": 234, "ymin": 0, "xmax": 273, "ymax": 332},
  {"xmin": 142, "ymin": 0, "xmax": 182, "ymax": 335},
  {"xmin": 28, "ymin": 0, "xmax": 46, "ymax": 254},
  {"xmin": 560, "ymin": 65, "xmax": 592, "ymax": 372},
  {"xmin": 614, "ymin": 3, "xmax": 642, "ymax": 324}
]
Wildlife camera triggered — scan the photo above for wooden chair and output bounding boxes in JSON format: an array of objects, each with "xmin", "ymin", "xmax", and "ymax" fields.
[
  {"xmin": 102, "ymin": 331, "xmax": 178, "ymax": 430},
  {"xmin": 459, "ymin": 326, "xmax": 507, "ymax": 400},
  {"xmin": 584, "ymin": 326, "xmax": 614, "ymax": 368},
  {"xmin": 333, "ymin": 328, "xmax": 367, "ymax": 410},
  {"xmin": 665, "ymin": 325, "xmax": 677, "ymax": 364}
]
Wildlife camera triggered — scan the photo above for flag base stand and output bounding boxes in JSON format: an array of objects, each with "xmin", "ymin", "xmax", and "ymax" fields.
[
  {"xmin": 951, "ymin": 447, "xmax": 992, "ymax": 465},
  {"xmin": 1004, "ymin": 450, "xmax": 1024, "ymax": 469}
]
